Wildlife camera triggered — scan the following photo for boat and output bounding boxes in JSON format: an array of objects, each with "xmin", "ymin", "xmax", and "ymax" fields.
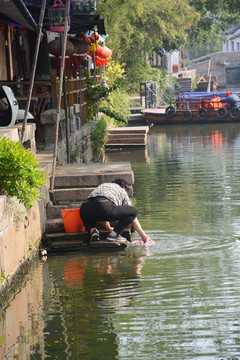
[
  {"xmin": 143, "ymin": 91, "xmax": 240, "ymax": 125},
  {"xmin": 196, "ymin": 75, "xmax": 218, "ymax": 92}
]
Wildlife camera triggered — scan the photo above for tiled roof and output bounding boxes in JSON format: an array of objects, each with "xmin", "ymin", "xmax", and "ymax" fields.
[{"xmin": 223, "ymin": 22, "xmax": 240, "ymax": 35}]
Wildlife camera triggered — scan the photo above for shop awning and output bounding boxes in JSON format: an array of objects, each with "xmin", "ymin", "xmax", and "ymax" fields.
[{"xmin": 0, "ymin": 0, "xmax": 37, "ymax": 31}]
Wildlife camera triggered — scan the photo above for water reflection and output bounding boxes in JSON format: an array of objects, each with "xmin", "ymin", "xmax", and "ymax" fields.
[
  {"xmin": 0, "ymin": 262, "xmax": 45, "ymax": 360},
  {"xmin": 42, "ymin": 251, "xmax": 147, "ymax": 360},
  {"xmin": 2, "ymin": 123, "xmax": 240, "ymax": 359}
]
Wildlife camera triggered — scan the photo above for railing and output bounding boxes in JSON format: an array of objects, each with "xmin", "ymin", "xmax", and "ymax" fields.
[
  {"xmin": 140, "ymin": 81, "xmax": 172, "ymax": 108},
  {"xmin": 1, "ymin": 67, "xmax": 93, "ymax": 128}
]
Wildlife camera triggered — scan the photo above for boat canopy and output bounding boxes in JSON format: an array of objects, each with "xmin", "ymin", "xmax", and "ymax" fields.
[{"xmin": 177, "ymin": 91, "xmax": 240, "ymax": 101}]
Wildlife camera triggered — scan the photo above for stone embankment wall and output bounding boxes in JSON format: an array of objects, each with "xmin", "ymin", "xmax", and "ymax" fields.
[
  {"xmin": 40, "ymin": 106, "xmax": 95, "ymax": 164},
  {"xmin": 0, "ymin": 123, "xmax": 49, "ymax": 304},
  {"xmin": 0, "ymin": 113, "xmax": 96, "ymax": 304}
]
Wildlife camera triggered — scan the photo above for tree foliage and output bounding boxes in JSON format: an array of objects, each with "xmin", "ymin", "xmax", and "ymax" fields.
[
  {"xmin": 188, "ymin": 0, "xmax": 240, "ymax": 45},
  {"xmin": 98, "ymin": 0, "xmax": 198, "ymax": 90},
  {"xmin": 98, "ymin": 0, "xmax": 240, "ymax": 88}
]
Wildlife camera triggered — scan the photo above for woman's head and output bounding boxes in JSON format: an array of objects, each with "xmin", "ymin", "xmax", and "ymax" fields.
[{"xmin": 112, "ymin": 178, "xmax": 133, "ymax": 197}]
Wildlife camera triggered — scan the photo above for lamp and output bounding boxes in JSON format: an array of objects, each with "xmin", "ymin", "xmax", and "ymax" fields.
[{"xmin": 48, "ymin": 0, "xmax": 70, "ymax": 32}]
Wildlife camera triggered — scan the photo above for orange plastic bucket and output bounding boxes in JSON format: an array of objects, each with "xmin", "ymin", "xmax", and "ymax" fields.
[{"xmin": 61, "ymin": 208, "xmax": 85, "ymax": 233}]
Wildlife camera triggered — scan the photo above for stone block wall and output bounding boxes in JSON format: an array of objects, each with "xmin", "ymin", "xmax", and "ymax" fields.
[
  {"xmin": 188, "ymin": 59, "xmax": 226, "ymax": 88},
  {"xmin": 0, "ymin": 123, "xmax": 50, "ymax": 303},
  {"xmin": 40, "ymin": 108, "xmax": 95, "ymax": 164},
  {"xmin": 0, "ymin": 123, "xmax": 36, "ymax": 153}
]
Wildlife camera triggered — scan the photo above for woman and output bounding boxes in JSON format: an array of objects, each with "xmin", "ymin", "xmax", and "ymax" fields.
[{"xmin": 80, "ymin": 179, "xmax": 151, "ymax": 243}]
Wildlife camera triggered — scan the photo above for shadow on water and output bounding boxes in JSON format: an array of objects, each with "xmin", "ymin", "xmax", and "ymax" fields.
[{"xmin": 2, "ymin": 122, "xmax": 240, "ymax": 359}]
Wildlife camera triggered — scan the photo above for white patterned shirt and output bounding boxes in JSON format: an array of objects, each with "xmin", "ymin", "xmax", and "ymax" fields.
[{"xmin": 88, "ymin": 183, "xmax": 132, "ymax": 206}]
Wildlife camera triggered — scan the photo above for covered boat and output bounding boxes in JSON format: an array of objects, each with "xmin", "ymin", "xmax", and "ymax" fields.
[{"xmin": 143, "ymin": 91, "xmax": 240, "ymax": 125}]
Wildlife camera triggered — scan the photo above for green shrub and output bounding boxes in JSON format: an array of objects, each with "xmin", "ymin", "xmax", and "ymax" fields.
[
  {"xmin": 0, "ymin": 136, "xmax": 47, "ymax": 209},
  {"xmin": 90, "ymin": 117, "xmax": 108, "ymax": 160},
  {"xmin": 101, "ymin": 88, "xmax": 130, "ymax": 126}
]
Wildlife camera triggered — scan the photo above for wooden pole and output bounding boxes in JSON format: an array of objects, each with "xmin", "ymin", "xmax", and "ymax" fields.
[
  {"xmin": 7, "ymin": 26, "xmax": 13, "ymax": 80},
  {"xmin": 50, "ymin": 0, "xmax": 71, "ymax": 201},
  {"xmin": 63, "ymin": 68, "xmax": 70, "ymax": 163},
  {"xmin": 79, "ymin": 66, "xmax": 82, "ymax": 126},
  {"xmin": 20, "ymin": 0, "xmax": 46, "ymax": 145}
]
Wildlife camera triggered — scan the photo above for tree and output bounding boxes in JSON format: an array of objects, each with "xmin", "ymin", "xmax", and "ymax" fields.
[
  {"xmin": 188, "ymin": 0, "xmax": 240, "ymax": 44},
  {"xmin": 98, "ymin": 0, "xmax": 199, "ymax": 90},
  {"xmin": 98, "ymin": 0, "xmax": 240, "ymax": 89}
]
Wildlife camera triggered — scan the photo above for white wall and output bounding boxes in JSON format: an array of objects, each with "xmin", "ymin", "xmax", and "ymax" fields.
[
  {"xmin": 222, "ymin": 29, "xmax": 240, "ymax": 52},
  {"xmin": 166, "ymin": 50, "xmax": 179, "ymax": 72}
]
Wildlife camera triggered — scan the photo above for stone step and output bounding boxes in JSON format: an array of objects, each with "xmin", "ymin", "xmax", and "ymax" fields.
[
  {"xmin": 54, "ymin": 162, "xmax": 134, "ymax": 189},
  {"xmin": 108, "ymin": 127, "xmax": 148, "ymax": 135},
  {"xmin": 43, "ymin": 228, "xmax": 131, "ymax": 240},
  {"xmin": 128, "ymin": 120, "xmax": 148, "ymax": 126},
  {"xmin": 108, "ymin": 135, "xmax": 146, "ymax": 142},
  {"xmin": 45, "ymin": 218, "xmax": 65, "ymax": 233},
  {"xmin": 44, "ymin": 220, "xmax": 131, "ymax": 248},
  {"xmin": 105, "ymin": 143, "xmax": 147, "ymax": 148},
  {"xmin": 46, "ymin": 203, "xmax": 83, "ymax": 219},
  {"xmin": 107, "ymin": 138, "xmax": 146, "ymax": 145},
  {"xmin": 128, "ymin": 113, "xmax": 145, "ymax": 120},
  {"xmin": 108, "ymin": 134, "xmax": 146, "ymax": 140},
  {"xmin": 45, "ymin": 216, "xmax": 131, "ymax": 235},
  {"xmin": 53, "ymin": 187, "xmax": 94, "ymax": 203},
  {"xmin": 127, "ymin": 116, "xmax": 148, "ymax": 126},
  {"xmin": 41, "ymin": 233, "xmax": 128, "ymax": 252}
]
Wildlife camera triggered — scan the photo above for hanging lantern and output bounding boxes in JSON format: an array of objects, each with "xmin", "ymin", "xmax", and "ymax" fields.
[
  {"xmin": 69, "ymin": 38, "xmax": 89, "ymax": 54},
  {"xmin": 48, "ymin": 39, "xmax": 75, "ymax": 56},
  {"xmin": 88, "ymin": 45, "xmax": 112, "ymax": 66},
  {"xmin": 71, "ymin": 54, "xmax": 85, "ymax": 70},
  {"xmin": 54, "ymin": 56, "xmax": 71, "ymax": 72},
  {"xmin": 48, "ymin": 0, "xmax": 70, "ymax": 33}
]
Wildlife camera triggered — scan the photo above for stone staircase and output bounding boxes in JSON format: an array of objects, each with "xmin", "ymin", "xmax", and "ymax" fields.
[
  {"xmin": 105, "ymin": 126, "xmax": 149, "ymax": 148},
  {"xmin": 176, "ymin": 77, "xmax": 192, "ymax": 92},
  {"xmin": 41, "ymin": 162, "xmax": 134, "ymax": 251},
  {"xmin": 128, "ymin": 95, "xmax": 147, "ymax": 126}
]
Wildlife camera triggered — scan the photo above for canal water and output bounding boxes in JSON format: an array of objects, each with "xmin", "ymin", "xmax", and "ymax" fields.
[{"xmin": 2, "ymin": 123, "xmax": 240, "ymax": 359}]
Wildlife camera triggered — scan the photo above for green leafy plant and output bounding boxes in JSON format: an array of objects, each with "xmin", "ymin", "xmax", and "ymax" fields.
[
  {"xmin": 0, "ymin": 136, "xmax": 47, "ymax": 209},
  {"xmin": 99, "ymin": 91, "xmax": 129, "ymax": 125},
  {"xmin": 99, "ymin": 106, "xmax": 127, "ymax": 124},
  {"xmin": 105, "ymin": 59, "xmax": 126, "ymax": 83},
  {"xmin": 90, "ymin": 116, "xmax": 108, "ymax": 160},
  {"xmin": 86, "ymin": 74, "xmax": 124, "ymax": 120}
]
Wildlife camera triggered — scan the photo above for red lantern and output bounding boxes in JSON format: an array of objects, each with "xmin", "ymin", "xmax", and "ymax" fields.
[
  {"xmin": 89, "ymin": 45, "xmax": 112, "ymax": 66},
  {"xmin": 54, "ymin": 56, "xmax": 71, "ymax": 71},
  {"xmin": 71, "ymin": 54, "xmax": 85, "ymax": 70},
  {"xmin": 69, "ymin": 38, "xmax": 89, "ymax": 54},
  {"xmin": 48, "ymin": 39, "xmax": 74, "ymax": 56}
]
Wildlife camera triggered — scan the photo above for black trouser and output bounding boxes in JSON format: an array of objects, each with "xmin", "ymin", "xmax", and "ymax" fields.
[{"xmin": 80, "ymin": 196, "xmax": 137, "ymax": 235}]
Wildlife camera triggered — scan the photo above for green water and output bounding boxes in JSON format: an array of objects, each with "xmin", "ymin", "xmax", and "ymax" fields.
[{"xmin": 2, "ymin": 123, "xmax": 240, "ymax": 359}]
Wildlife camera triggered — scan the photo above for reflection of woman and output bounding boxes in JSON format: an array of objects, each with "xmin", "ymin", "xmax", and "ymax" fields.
[{"xmin": 80, "ymin": 179, "xmax": 151, "ymax": 243}]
